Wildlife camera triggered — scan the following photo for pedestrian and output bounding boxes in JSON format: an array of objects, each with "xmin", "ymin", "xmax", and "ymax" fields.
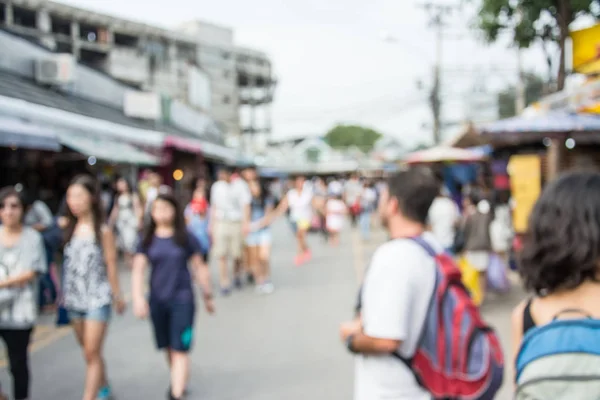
[
  {"xmin": 357, "ymin": 181, "xmax": 377, "ymax": 241},
  {"xmin": 461, "ymin": 190, "xmax": 493, "ymax": 304},
  {"xmin": 326, "ymin": 194, "xmax": 347, "ymax": 247},
  {"xmin": 62, "ymin": 175, "xmax": 126, "ymax": 400},
  {"xmin": 246, "ymin": 180, "xmax": 275, "ymax": 294},
  {"xmin": 184, "ymin": 186, "xmax": 211, "ymax": 264},
  {"xmin": 132, "ymin": 193, "xmax": 215, "ymax": 400},
  {"xmin": 268, "ymin": 175, "xmax": 316, "ymax": 266},
  {"xmin": 340, "ymin": 168, "xmax": 503, "ymax": 400},
  {"xmin": 343, "ymin": 173, "xmax": 362, "ymax": 227},
  {"xmin": 427, "ymin": 185, "xmax": 460, "ymax": 254},
  {"xmin": 0, "ymin": 187, "xmax": 47, "ymax": 400},
  {"xmin": 109, "ymin": 178, "xmax": 142, "ymax": 268},
  {"xmin": 512, "ymin": 171, "xmax": 600, "ymax": 397},
  {"xmin": 209, "ymin": 167, "xmax": 251, "ymax": 295}
]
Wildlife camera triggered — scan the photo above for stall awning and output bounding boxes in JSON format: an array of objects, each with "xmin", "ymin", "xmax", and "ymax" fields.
[
  {"xmin": 404, "ymin": 146, "xmax": 486, "ymax": 165},
  {"xmin": 59, "ymin": 132, "xmax": 159, "ymax": 165},
  {"xmin": 480, "ymin": 111, "xmax": 600, "ymax": 135},
  {"xmin": 0, "ymin": 116, "xmax": 61, "ymax": 151},
  {"xmin": 164, "ymin": 135, "xmax": 238, "ymax": 163}
]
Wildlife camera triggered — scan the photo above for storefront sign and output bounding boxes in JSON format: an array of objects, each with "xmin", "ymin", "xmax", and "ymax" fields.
[{"xmin": 508, "ymin": 155, "xmax": 541, "ymax": 233}]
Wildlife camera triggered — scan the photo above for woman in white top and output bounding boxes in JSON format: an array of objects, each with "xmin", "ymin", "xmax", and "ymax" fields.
[
  {"xmin": 326, "ymin": 194, "xmax": 347, "ymax": 246},
  {"xmin": 258, "ymin": 175, "xmax": 319, "ymax": 266}
]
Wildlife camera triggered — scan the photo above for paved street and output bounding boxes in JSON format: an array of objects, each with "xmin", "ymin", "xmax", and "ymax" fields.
[{"xmin": 0, "ymin": 221, "xmax": 523, "ymax": 399}]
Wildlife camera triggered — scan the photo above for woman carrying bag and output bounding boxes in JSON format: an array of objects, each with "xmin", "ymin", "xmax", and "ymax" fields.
[{"xmin": 0, "ymin": 187, "xmax": 47, "ymax": 400}]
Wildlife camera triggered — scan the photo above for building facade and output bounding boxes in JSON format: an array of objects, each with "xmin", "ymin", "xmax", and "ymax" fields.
[{"xmin": 0, "ymin": 0, "xmax": 275, "ymax": 143}]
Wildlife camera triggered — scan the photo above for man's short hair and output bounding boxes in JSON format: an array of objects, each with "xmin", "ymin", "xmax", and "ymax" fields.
[{"xmin": 387, "ymin": 167, "xmax": 439, "ymax": 224}]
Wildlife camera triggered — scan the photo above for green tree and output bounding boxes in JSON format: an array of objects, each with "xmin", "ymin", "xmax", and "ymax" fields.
[
  {"xmin": 324, "ymin": 124, "xmax": 383, "ymax": 152},
  {"xmin": 497, "ymin": 72, "xmax": 546, "ymax": 118},
  {"xmin": 474, "ymin": 0, "xmax": 599, "ymax": 91}
]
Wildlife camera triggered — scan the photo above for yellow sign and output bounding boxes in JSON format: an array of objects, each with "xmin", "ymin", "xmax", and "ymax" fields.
[
  {"xmin": 508, "ymin": 155, "xmax": 541, "ymax": 233},
  {"xmin": 571, "ymin": 24, "xmax": 600, "ymax": 75}
]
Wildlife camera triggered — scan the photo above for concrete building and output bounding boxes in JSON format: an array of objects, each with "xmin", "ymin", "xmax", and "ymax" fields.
[{"xmin": 0, "ymin": 0, "xmax": 275, "ymax": 144}]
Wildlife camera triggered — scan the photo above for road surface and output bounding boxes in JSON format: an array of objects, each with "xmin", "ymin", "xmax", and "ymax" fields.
[{"xmin": 0, "ymin": 221, "xmax": 522, "ymax": 399}]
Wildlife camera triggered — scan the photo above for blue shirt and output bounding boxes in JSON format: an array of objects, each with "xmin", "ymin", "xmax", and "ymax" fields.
[
  {"xmin": 185, "ymin": 205, "xmax": 210, "ymax": 254},
  {"xmin": 136, "ymin": 233, "xmax": 202, "ymax": 303},
  {"xmin": 250, "ymin": 195, "xmax": 274, "ymax": 232}
]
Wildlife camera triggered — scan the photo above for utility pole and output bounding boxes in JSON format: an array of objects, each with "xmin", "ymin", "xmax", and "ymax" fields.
[{"xmin": 419, "ymin": 2, "xmax": 459, "ymax": 145}]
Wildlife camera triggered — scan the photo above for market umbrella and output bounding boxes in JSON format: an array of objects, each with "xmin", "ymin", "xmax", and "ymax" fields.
[{"xmin": 403, "ymin": 146, "xmax": 486, "ymax": 165}]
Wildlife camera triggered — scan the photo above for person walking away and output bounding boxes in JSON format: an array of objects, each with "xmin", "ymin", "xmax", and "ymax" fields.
[
  {"xmin": 340, "ymin": 169, "xmax": 503, "ymax": 400},
  {"xmin": 184, "ymin": 188, "xmax": 210, "ymax": 265},
  {"xmin": 427, "ymin": 186, "xmax": 460, "ymax": 254},
  {"xmin": 489, "ymin": 191, "xmax": 513, "ymax": 264},
  {"xmin": 62, "ymin": 175, "xmax": 126, "ymax": 400},
  {"xmin": 358, "ymin": 181, "xmax": 377, "ymax": 241},
  {"xmin": 22, "ymin": 192, "xmax": 58, "ymax": 310},
  {"xmin": 132, "ymin": 193, "xmax": 214, "ymax": 400},
  {"xmin": 266, "ymin": 175, "xmax": 316, "ymax": 266},
  {"xmin": 313, "ymin": 178, "xmax": 329, "ymax": 241},
  {"xmin": 344, "ymin": 173, "xmax": 362, "ymax": 227},
  {"xmin": 511, "ymin": 171, "xmax": 600, "ymax": 399},
  {"xmin": 325, "ymin": 194, "xmax": 347, "ymax": 247},
  {"xmin": 109, "ymin": 178, "xmax": 142, "ymax": 268},
  {"xmin": 462, "ymin": 191, "xmax": 493, "ymax": 304},
  {"xmin": 0, "ymin": 187, "xmax": 46, "ymax": 400},
  {"xmin": 239, "ymin": 166, "xmax": 256, "ymax": 284},
  {"xmin": 246, "ymin": 180, "xmax": 276, "ymax": 294},
  {"xmin": 209, "ymin": 168, "xmax": 250, "ymax": 295}
]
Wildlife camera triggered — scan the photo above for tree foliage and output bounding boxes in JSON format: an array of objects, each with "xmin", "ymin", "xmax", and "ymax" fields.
[
  {"xmin": 474, "ymin": 0, "xmax": 600, "ymax": 90},
  {"xmin": 497, "ymin": 72, "xmax": 546, "ymax": 118},
  {"xmin": 324, "ymin": 124, "xmax": 383, "ymax": 152}
]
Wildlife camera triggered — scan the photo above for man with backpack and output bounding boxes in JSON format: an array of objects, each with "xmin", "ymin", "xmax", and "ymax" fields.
[{"xmin": 340, "ymin": 168, "xmax": 504, "ymax": 400}]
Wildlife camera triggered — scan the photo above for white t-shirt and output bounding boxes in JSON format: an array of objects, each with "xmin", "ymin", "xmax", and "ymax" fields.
[
  {"xmin": 210, "ymin": 180, "xmax": 251, "ymax": 222},
  {"xmin": 328, "ymin": 180, "xmax": 343, "ymax": 196},
  {"xmin": 326, "ymin": 199, "xmax": 346, "ymax": 231},
  {"xmin": 427, "ymin": 197, "xmax": 460, "ymax": 249},
  {"xmin": 355, "ymin": 233, "xmax": 438, "ymax": 400},
  {"xmin": 287, "ymin": 188, "xmax": 313, "ymax": 222}
]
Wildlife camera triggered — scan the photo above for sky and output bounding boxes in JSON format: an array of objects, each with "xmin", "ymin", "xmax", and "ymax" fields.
[{"xmin": 61, "ymin": 0, "xmax": 553, "ymax": 147}]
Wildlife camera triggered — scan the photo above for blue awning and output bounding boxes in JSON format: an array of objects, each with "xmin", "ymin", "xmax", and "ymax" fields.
[
  {"xmin": 0, "ymin": 117, "xmax": 61, "ymax": 151},
  {"xmin": 480, "ymin": 112, "xmax": 600, "ymax": 135}
]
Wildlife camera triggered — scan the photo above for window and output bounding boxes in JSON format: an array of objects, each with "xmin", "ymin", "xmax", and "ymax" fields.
[
  {"xmin": 223, "ymin": 96, "xmax": 231, "ymax": 104},
  {"xmin": 222, "ymin": 51, "xmax": 231, "ymax": 60}
]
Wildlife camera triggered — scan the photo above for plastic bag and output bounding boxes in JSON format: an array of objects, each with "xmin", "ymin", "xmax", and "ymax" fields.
[
  {"xmin": 458, "ymin": 256, "xmax": 483, "ymax": 306},
  {"xmin": 487, "ymin": 254, "xmax": 511, "ymax": 293}
]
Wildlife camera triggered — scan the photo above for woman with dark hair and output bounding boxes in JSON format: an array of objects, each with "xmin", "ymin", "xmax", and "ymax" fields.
[
  {"xmin": 512, "ymin": 171, "xmax": 600, "ymax": 359},
  {"xmin": 109, "ymin": 177, "xmax": 142, "ymax": 268},
  {"xmin": 0, "ymin": 187, "xmax": 46, "ymax": 400},
  {"xmin": 62, "ymin": 175, "xmax": 126, "ymax": 400},
  {"xmin": 132, "ymin": 193, "xmax": 215, "ymax": 400},
  {"xmin": 246, "ymin": 180, "xmax": 276, "ymax": 294}
]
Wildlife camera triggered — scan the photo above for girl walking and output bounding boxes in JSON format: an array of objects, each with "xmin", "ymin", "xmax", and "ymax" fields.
[
  {"xmin": 109, "ymin": 178, "xmax": 142, "ymax": 268},
  {"xmin": 62, "ymin": 175, "xmax": 126, "ymax": 400},
  {"xmin": 132, "ymin": 193, "xmax": 215, "ymax": 400},
  {"xmin": 325, "ymin": 194, "xmax": 347, "ymax": 247},
  {"xmin": 0, "ymin": 187, "xmax": 46, "ymax": 400},
  {"xmin": 246, "ymin": 180, "xmax": 275, "ymax": 294}
]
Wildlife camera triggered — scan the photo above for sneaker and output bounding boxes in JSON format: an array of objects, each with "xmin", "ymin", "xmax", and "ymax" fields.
[
  {"xmin": 97, "ymin": 385, "xmax": 113, "ymax": 400},
  {"xmin": 261, "ymin": 282, "xmax": 275, "ymax": 294},
  {"xmin": 234, "ymin": 277, "xmax": 243, "ymax": 289},
  {"xmin": 294, "ymin": 254, "xmax": 303, "ymax": 266},
  {"xmin": 220, "ymin": 286, "xmax": 232, "ymax": 297},
  {"xmin": 303, "ymin": 250, "xmax": 312, "ymax": 263}
]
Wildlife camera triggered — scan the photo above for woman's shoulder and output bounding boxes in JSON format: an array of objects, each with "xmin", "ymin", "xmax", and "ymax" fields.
[{"xmin": 21, "ymin": 226, "xmax": 43, "ymax": 242}]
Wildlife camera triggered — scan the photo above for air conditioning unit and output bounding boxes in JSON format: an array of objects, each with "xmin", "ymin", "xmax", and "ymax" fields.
[{"xmin": 35, "ymin": 54, "xmax": 76, "ymax": 85}]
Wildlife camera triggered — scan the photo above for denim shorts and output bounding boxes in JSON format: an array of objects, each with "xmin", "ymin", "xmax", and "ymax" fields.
[
  {"xmin": 246, "ymin": 230, "xmax": 272, "ymax": 246},
  {"xmin": 68, "ymin": 304, "xmax": 112, "ymax": 322}
]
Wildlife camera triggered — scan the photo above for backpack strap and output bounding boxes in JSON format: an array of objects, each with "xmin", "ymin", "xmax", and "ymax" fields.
[
  {"xmin": 391, "ymin": 235, "xmax": 439, "ymax": 388},
  {"xmin": 409, "ymin": 236, "xmax": 439, "ymax": 257},
  {"xmin": 552, "ymin": 308, "xmax": 593, "ymax": 321}
]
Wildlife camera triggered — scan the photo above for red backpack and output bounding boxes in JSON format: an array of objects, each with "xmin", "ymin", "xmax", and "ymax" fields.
[{"xmin": 396, "ymin": 237, "xmax": 504, "ymax": 399}]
